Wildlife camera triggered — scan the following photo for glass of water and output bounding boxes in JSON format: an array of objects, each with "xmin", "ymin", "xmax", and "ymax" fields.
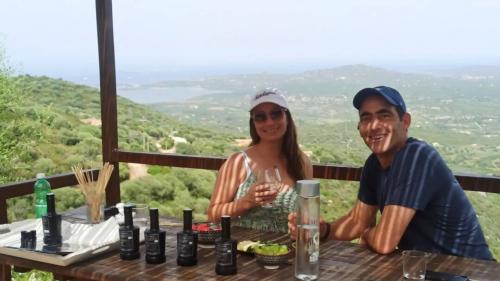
[
  {"xmin": 402, "ymin": 250, "xmax": 429, "ymax": 281},
  {"xmin": 132, "ymin": 203, "xmax": 149, "ymax": 228}
]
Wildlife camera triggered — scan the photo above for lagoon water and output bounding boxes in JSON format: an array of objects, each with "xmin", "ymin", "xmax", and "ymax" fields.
[{"xmin": 117, "ymin": 86, "xmax": 228, "ymax": 104}]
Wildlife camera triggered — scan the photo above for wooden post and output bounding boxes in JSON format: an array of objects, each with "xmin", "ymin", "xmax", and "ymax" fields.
[
  {"xmin": 1, "ymin": 264, "xmax": 12, "ymax": 281},
  {"xmin": 0, "ymin": 197, "xmax": 7, "ymax": 224},
  {"xmin": 96, "ymin": 0, "xmax": 120, "ymax": 206}
]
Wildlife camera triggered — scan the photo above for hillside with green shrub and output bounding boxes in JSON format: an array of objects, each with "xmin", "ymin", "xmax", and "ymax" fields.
[
  {"xmin": 1, "ymin": 74, "xmax": 239, "ymax": 223},
  {"xmin": 1, "ymin": 56, "xmax": 499, "ymax": 267}
]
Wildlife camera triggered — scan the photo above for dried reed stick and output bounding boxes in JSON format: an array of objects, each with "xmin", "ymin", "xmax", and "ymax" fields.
[{"xmin": 72, "ymin": 162, "xmax": 114, "ymax": 223}]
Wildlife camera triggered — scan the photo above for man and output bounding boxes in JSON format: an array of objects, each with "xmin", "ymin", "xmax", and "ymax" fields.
[{"xmin": 289, "ymin": 86, "xmax": 493, "ymax": 260}]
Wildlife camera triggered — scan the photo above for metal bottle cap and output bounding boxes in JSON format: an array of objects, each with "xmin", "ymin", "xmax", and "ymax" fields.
[{"xmin": 296, "ymin": 180, "xmax": 320, "ymax": 197}]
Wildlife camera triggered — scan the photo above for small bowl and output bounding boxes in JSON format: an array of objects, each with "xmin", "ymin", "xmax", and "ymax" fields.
[
  {"xmin": 192, "ymin": 222, "xmax": 221, "ymax": 245},
  {"xmin": 255, "ymin": 251, "xmax": 291, "ymax": 270}
]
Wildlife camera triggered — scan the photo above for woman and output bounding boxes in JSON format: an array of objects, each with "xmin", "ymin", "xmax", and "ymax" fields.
[{"xmin": 207, "ymin": 88, "xmax": 313, "ymax": 233}]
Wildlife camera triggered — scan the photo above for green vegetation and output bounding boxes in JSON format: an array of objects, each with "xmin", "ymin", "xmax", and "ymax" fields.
[
  {"xmin": 149, "ymin": 65, "xmax": 500, "ymax": 259},
  {"xmin": 1, "ymin": 72, "xmax": 237, "ymax": 222},
  {"xmin": 1, "ymin": 48, "xmax": 499, "ymax": 281}
]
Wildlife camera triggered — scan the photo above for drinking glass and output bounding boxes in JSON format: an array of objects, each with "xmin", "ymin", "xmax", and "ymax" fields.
[
  {"xmin": 257, "ymin": 167, "xmax": 282, "ymax": 208},
  {"xmin": 402, "ymin": 250, "xmax": 429, "ymax": 281},
  {"xmin": 132, "ymin": 203, "xmax": 149, "ymax": 228}
]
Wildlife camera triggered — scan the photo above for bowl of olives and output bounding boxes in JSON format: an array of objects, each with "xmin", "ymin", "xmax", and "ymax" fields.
[{"xmin": 254, "ymin": 243, "xmax": 291, "ymax": 269}]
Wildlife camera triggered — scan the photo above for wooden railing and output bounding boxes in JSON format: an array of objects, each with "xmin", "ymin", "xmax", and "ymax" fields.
[
  {"xmin": 0, "ymin": 169, "xmax": 99, "ymax": 224},
  {"xmin": 1, "ymin": 153, "xmax": 499, "ymax": 224},
  {"xmin": 2, "ymin": 0, "xmax": 499, "ymax": 224}
]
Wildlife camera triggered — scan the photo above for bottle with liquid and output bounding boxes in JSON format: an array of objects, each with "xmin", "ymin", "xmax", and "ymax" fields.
[
  {"xmin": 295, "ymin": 180, "xmax": 320, "ymax": 281},
  {"xmin": 177, "ymin": 208, "xmax": 198, "ymax": 266},
  {"xmin": 215, "ymin": 215, "xmax": 237, "ymax": 276},
  {"xmin": 34, "ymin": 173, "xmax": 52, "ymax": 218},
  {"xmin": 42, "ymin": 193, "xmax": 62, "ymax": 246},
  {"xmin": 119, "ymin": 204, "xmax": 140, "ymax": 260},
  {"xmin": 145, "ymin": 208, "xmax": 166, "ymax": 264}
]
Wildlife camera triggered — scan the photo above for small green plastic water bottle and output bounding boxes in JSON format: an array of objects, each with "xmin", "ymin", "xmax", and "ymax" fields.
[{"xmin": 34, "ymin": 173, "xmax": 52, "ymax": 218}]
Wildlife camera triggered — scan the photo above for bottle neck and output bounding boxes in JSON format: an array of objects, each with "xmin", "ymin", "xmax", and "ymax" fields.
[
  {"xmin": 221, "ymin": 216, "xmax": 231, "ymax": 239},
  {"xmin": 124, "ymin": 205, "xmax": 133, "ymax": 227},
  {"xmin": 183, "ymin": 209, "xmax": 192, "ymax": 231},
  {"xmin": 149, "ymin": 208, "xmax": 159, "ymax": 231},
  {"xmin": 46, "ymin": 193, "xmax": 56, "ymax": 214}
]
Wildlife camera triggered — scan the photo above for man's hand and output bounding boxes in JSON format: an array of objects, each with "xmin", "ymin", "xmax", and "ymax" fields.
[
  {"xmin": 359, "ymin": 228, "xmax": 370, "ymax": 245},
  {"xmin": 288, "ymin": 213, "xmax": 329, "ymax": 241},
  {"xmin": 288, "ymin": 212, "xmax": 297, "ymax": 240}
]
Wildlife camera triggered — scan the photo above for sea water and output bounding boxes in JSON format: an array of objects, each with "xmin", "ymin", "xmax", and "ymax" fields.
[{"xmin": 295, "ymin": 224, "xmax": 319, "ymax": 281}]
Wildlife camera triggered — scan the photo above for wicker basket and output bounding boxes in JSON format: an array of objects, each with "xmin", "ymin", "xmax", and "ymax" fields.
[{"xmin": 255, "ymin": 250, "xmax": 291, "ymax": 269}]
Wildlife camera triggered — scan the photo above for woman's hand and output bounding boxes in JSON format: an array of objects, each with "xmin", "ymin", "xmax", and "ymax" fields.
[{"xmin": 243, "ymin": 183, "xmax": 278, "ymax": 207}]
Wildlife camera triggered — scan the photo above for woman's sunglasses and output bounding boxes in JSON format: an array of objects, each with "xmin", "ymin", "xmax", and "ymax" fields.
[{"xmin": 252, "ymin": 108, "xmax": 287, "ymax": 123}]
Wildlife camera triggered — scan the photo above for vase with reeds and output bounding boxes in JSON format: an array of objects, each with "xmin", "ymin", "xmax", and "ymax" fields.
[{"xmin": 72, "ymin": 162, "xmax": 114, "ymax": 224}]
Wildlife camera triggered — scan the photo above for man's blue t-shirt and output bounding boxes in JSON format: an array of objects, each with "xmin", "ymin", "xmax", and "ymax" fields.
[{"xmin": 358, "ymin": 138, "xmax": 493, "ymax": 260}]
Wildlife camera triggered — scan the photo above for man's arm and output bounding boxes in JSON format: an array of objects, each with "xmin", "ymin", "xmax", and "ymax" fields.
[
  {"xmin": 361, "ymin": 205, "xmax": 416, "ymax": 254},
  {"xmin": 327, "ymin": 200, "xmax": 378, "ymax": 241}
]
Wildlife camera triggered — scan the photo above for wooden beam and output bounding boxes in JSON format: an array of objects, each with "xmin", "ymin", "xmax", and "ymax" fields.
[
  {"xmin": 96, "ymin": 0, "xmax": 120, "ymax": 206},
  {"xmin": 0, "ymin": 170, "xmax": 99, "ymax": 224},
  {"xmin": 0, "ymin": 264, "xmax": 11, "ymax": 281},
  {"xmin": 118, "ymin": 150, "xmax": 226, "ymax": 171},
  {"xmin": 117, "ymin": 151, "xmax": 500, "ymax": 193},
  {"xmin": 0, "ymin": 198, "xmax": 6, "ymax": 225}
]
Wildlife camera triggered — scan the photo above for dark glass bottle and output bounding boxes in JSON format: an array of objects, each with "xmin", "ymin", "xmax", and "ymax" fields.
[
  {"xmin": 215, "ymin": 215, "xmax": 237, "ymax": 275},
  {"xmin": 145, "ymin": 208, "xmax": 166, "ymax": 264},
  {"xmin": 119, "ymin": 204, "xmax": 140, "ymax": 260},
  {"xmin": 176, "ymin": 208, "xmax": 198, "ymax": 266},
  {"xmin": 42, "ymin": 193, "xmax": 62, "ymax": 246}
]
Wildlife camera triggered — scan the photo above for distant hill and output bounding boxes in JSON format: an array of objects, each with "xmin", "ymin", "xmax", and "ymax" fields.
[
  {"xmin": 143, "ymin": 64, "xmax": 500, "ymax": 98},
  {"xmin": 1, "ymin": 66, "xmax": 498, "ymax": 259},
  {"xmin": 146, "ymin": 64, "xmax": 500, "ymax": 258},
  {"xmin": 416, "ymin": 65, "xmax": 500, "ymax": 81}
]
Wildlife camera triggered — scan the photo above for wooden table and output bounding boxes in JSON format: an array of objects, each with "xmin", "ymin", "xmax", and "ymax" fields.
[{"xmin": 1, "ymin": 225, "xmax": 499, "ymax": 281}]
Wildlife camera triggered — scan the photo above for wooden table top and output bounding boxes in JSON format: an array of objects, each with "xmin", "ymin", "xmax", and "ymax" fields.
[{"xmin": 1, "ymin": 225, "xmax": 499, "ymax": 281}]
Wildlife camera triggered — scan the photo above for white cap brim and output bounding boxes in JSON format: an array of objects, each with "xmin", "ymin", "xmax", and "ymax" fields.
[{"xmin": 249, "ymin": 90, "xmax": 289, "ymax": 111}]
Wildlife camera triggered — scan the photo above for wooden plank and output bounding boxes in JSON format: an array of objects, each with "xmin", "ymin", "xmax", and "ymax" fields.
[
  {"xmin": 0, "ymin": 264, "xmax": 11, "ymax": 281},
  {"xmin": 0, "ymin": 170, "xmax": 99, "ymax": 224},
  {"xmin": 0, "ymin": 170, "xmax": 99, "ymax": 199},
  {"xmin": 118, "ymin": 150, "xmax": 226, "ymax": 171},
  {"xmin": 96, "ymin": 0, "xmax": 120, "ymax": 207},
  {"xmin": 117, "ymin": 150, "xmax": 500, "ymax": 193},
  {"xmin": 0, "ymin": 198, "xmax": 6, "ymax": 225},
  {"xmin": 1, "ymin": 226, "xmax": 499, "ymax": 280}
]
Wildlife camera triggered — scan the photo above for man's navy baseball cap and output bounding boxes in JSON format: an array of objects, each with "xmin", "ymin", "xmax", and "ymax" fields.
[{"xmin": 353, "ymin": 86, "xmax": 407, "ymax": 113}]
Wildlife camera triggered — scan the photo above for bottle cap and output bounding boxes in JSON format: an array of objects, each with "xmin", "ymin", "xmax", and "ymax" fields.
[
  {"xmin": 296, "ymin": 180, "xmax": 320, "ymax": 197},
  {"xmin": 36, "ymin": 173, "xmax": 45, "ymax": 179}
]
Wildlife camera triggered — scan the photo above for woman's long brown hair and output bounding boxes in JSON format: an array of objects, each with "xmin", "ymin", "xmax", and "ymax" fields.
[{"xmin": 249, "ymin": 110, "xmax": 305, "ymax": 181}]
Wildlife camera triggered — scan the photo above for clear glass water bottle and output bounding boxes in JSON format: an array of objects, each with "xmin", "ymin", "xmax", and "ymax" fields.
[{"xmin": 295, "ymin": 180, "xmax": 320, "ymax": 281}]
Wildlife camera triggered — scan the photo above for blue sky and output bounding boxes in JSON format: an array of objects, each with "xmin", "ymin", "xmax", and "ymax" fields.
[{"xmin": 1, "ymin": 0, "xmax": 500, "ymax": 79}]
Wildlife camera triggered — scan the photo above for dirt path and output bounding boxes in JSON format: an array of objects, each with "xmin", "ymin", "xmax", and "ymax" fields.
[{"xmin": 128, "ymin": 163, "xmax": 148, "ymax": 180}]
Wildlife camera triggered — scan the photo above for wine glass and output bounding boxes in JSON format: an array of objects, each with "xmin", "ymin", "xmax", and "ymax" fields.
[{"xmin": 257, "ymin": 167, "xmax": 282, "ymax": 208}]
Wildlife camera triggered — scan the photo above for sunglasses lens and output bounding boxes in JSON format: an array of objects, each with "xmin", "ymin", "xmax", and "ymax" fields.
[
  {"xmin": 270, "ymin": 110, "xmax": 284, "ymax": 120},
  {"xmin": 253, "ymin": 113, "xmax": 267, "ymax": 122},
  {"xmin": 252, "ymin": 109, "xmax": 285, "ymax": 123}
]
